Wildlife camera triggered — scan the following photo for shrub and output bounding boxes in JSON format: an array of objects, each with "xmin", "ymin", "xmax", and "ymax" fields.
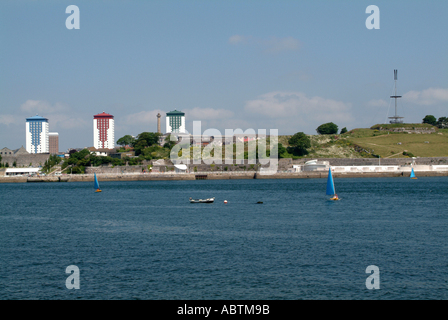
[{"xmin": 316, "ymin": 122, "xmax": 338, "ymax": 135}]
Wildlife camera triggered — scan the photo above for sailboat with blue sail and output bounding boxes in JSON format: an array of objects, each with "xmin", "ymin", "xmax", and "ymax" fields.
[
  {"xmin": 326, "ymin": 168, "xmax": 340, "ymax": 200},
  {"xmin": 94, "ymin": 173, "xmax": 102, "ymax": 192},
  {"xmin": 410, "ymin": 168, "xmax": 417, "ymax": 179}
]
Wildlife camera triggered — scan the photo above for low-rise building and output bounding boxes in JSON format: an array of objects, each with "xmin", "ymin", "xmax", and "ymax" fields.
[
  {"xmin": 5, "ymin": 168, "xmax": 41, "ymax": 176},
  {"xmin": 1, "ymin": 146, "xmax": 49, "ymax": 167},
  {"xmin": 87, "ymin": 147, "xmax": 116, "ymax": 157}
]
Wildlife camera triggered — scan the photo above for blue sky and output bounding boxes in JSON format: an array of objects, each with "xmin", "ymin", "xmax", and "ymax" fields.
[{"xmin": 1, "ymin": 0, "xmax": 447, "ymax": 151}]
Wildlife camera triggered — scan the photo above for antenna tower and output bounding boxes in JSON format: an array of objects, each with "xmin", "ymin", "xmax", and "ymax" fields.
[{"xmin": 388, "ymin": 69, "xmax": 404, "ymax": 124}]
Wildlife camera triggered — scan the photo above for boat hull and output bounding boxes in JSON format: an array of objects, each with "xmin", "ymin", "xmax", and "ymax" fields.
[{"xmin": 189, "ymin": 197, "xmax": 215, "ymax": 203}]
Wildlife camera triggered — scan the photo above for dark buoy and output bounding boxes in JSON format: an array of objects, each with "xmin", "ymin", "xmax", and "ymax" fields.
[{"xmin": 257, "ymin": 201, "xmax": 263, "ymax": 204}]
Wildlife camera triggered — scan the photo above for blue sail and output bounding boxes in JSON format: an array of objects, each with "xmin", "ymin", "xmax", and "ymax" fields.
[
  {"xmin": 410, "ymin": 168, "xmax": 416, "ymax": 178},
  {"xmin": 326, "ymin": 168, "xmax": 335, "ymax": 195},
  {"xmin": 94, "ymin": 173, "xmax": 100, "ymax": 190}
]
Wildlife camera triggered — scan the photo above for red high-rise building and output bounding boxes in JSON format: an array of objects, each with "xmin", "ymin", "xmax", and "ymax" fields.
[{"xmin": 93, "ymin": 112, "xmax": 115, "ymax": 149}]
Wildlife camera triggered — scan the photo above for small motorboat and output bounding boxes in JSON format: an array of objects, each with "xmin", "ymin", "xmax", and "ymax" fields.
[{"xmin": 189, "ymin": 197, "xmax": 215, "ymax": 203}]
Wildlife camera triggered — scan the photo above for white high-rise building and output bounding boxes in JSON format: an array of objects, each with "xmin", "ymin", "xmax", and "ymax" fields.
[
  {"xmin": 166, "ymin": 110, "xmax": 185, "ymax": 134},
  {"xmin": 93, "ymin": 112, "xmax": 115, "ymax": 149},
  {"xmin": 26, "ymin": 115, "xmax": 49, "ymax": 154}
]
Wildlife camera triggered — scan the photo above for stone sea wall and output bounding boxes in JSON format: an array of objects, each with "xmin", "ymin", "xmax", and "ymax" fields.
[
  {"xmin": 293, "ymin": 157, "xmax": 448, "ymax": 166},
  {"xmin": 1, "ymin": 170, "xmax": 448, "ymax": 184},
  {"xmin": 1, "ymin": 154, "xmax": 50, "ymax": 167}
]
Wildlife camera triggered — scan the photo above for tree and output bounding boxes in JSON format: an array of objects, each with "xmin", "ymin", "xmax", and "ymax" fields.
[
  {"xmin": 163, "ymin": 134, "xmax": 177, "ymax": 149},
  {"xmin": 141, "ymin": 145, "xmax": 169, "ymax": 160},
  {"xmin": 316, "ymin": 122, "xmax": 338, "ymax": 135},
  {"xmin": 117, "ymin": 135, "xmax": 136, "ymax": 147},
  {"xmin": 134, "ymin": 132, "xmax": 161, "ymax": 155},
  {"xmin": 288, "ymin": 132, "xmax": 311, "ymax": 156},
  {"xmin": 436, "ymin": 117, "xmax": 448, "ymax": 128},
  {"xmin": 269, "ymin": 143, "xmax": 288, "ymax": 158},
  {"xmin": 422, "ymin": 115, "xmax": 437, "ymax": 126},
  {"xmin": 340, "ymin": 127, "xmax": 348, "ymax": 134}
]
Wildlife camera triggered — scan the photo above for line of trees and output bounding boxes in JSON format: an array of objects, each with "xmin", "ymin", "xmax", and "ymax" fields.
[
  {"xmin": 42, "ymin": 154, "xmax": 62, "ymax": 173},
  {"xmin": 422, "ymin": 115, "xmax": 447, "ymax": 128},
  {"xmin": 61, "ymin": 132, "xmax": 167, "ymax": 173},
  {"xmin": 63, "ymin": 121, "xmax": 353, "ymax": 173},
  {"xmin": 61, "ymin": 148, "xmax": 144, "ymax": 174}
]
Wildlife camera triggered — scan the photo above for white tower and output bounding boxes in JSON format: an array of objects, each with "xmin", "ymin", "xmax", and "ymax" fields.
[
  {"xmin": 26, "ymin": 115, "xmax": 49, "ymax": 154},
  {"xmin": 93, "ymin": 112, "xmax": 115, "ymax": 149},
  {"xmin": 166, "ymin": 110, "xmax": 185, "ymax": 134}
]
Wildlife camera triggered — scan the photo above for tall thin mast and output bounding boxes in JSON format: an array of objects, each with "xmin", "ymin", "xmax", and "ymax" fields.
[{"xmin": 389, "ymin": 69, "xmax": 403, "ymax": 124}]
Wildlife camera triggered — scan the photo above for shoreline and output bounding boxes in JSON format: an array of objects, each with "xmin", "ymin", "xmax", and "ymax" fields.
[{"xmin": 1, "ymin": 170, "xmax": 448, "ymax": 183}]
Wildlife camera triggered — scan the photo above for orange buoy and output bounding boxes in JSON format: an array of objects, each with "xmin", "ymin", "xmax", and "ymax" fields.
[{"xmin": 224, "ymin": 200, "xmax": 227, "ymax": 204}]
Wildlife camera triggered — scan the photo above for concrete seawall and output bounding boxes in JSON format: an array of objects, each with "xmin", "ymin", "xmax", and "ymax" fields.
[{"xmin": 1, "ymin": 170, "xmax": 448, "ymax": 183}]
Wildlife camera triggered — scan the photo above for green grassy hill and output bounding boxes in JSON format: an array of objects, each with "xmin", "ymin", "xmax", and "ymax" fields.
[
  {"xmin": 346, "ymin": 128, "xmax": 448, "ymax": 158},
  {"xmin": 279, "ymin": 125, "xmax": 448, "ymax": 159}
]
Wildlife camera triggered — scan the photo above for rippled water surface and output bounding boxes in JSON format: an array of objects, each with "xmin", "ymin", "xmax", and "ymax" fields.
[{"xmin": 1, "ymin": 177, "xmax": 447, "ymax": 299}]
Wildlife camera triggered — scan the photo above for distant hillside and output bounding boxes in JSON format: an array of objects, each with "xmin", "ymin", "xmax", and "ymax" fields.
[
  {"xmin": 278, "ymin": 125, "xmax": 448, "ymax": 159},
  {"xmin": 279, "ymin": 134, "xmax": 371, "ymax": 159},
  {"xmin": 370, "ymin": 123, "xmax": 436, "ymax": 130},
  {"xmin": 347, "ymin": 127, "xmax": 448, "ymax": 158}
]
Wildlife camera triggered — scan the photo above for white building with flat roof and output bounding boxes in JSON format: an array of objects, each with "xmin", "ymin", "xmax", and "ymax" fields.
[
  {"xmin": 5, "ymin": 168, "xmax": 40, "ymax": 176},
  {"xmin": 26, "ymin": 115, "xmax": 49, "ymax": 154},
  {"xmin": 166, "ymin": 110, "xmax": 185, "ymax": 134},
  {"xmin": 93, "ymin": 112, "xmax": 115, "ymax": 149}
]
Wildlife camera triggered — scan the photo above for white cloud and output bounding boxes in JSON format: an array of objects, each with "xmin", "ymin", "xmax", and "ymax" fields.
[
  {"xmin": 18, "ymin": 100, "xmax": 87, "ymax": 130},
  {"xmin": 125, "ymin": 109, "xmax": 164, "ymax": 125},
  {"xmin": 228, "ymin": 35, "xmax": 300, "ymax": 53},
  {"xmin": 228, "ymin": 35, "xmax": 247, "ymax": 45},
  {"xmin": 263, "ymin": 36, "xmax": 300, "ymax": 54},
  {"xmin": 243, "ymin": 91, "xmax": 354, "ymax": 134},
  {"xmin": 49, "ymin": 114, "xmax": 88, "ymax": 129},
  {"xmin": 245, "ymin": 91, "xmax": 352, "ymax": 120},
  {"xmin": 20, "ymin": 100, "xmax": 69, "ymax": 115},
  {"xmin": 403, "ymin": 87, "xmax": 448, "ymax": 106},
  {"xmin": 0, "ymin": 114, "xmax": 17, "ymax": 125},
  {"xmin": 184, "ymin": 107, "xmax": 234, "ymax": 121}
]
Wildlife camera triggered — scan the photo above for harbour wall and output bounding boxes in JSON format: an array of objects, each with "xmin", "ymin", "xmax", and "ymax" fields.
[
  {"xmin": 292, "ymin": 157, "xmax": 448, "ymax": 166},
  {"xmin": 1, "ymin": 170, "xmax": 448, "ymax": 183},
  {"xmin": 1, "ymin": 153, "xmax": 50, "ymax": 167}
]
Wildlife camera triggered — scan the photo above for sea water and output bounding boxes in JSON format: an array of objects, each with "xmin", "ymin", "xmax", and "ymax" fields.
[{"xmin": 0, "ymin": 177, "xmax": 446, "ymax": 299}]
